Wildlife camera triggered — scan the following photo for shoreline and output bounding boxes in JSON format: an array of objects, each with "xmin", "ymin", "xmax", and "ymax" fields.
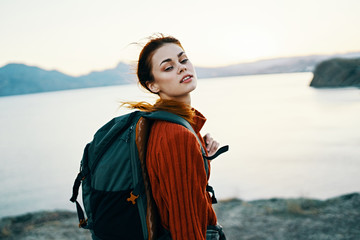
[{"xmin": 1, "ymin": 192, "xmax": 359, "ymax": 240}]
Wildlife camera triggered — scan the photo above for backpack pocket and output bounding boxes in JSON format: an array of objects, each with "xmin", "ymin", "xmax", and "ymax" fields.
[
  {"xmin": 91, "ymin": 137, "xmax": 132, "ymax": 192},
  {"xmin": 90, "ymin": 188, "xmax": 144, "ymax": 240}
]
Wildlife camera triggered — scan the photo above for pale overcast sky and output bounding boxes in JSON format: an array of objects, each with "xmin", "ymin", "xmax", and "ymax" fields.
[{"xmin": 0, "ymin": 0, "xmax": 359, "ymax": 76}]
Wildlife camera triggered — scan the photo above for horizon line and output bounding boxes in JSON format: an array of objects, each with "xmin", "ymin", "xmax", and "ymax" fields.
[{"xmin": 1, "ymin": 50, "xmax": 360, "ymax": 77}]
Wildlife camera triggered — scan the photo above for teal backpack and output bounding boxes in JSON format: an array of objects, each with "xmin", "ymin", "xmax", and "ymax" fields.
[{"xmin": 70, "ymin": 110, "xmax": 228, "ymax": 240}]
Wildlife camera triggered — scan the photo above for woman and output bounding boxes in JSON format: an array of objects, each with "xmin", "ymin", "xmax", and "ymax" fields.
[{"xmin": 126, "ymin": 34, "xmax": 225, "ymax": 240}]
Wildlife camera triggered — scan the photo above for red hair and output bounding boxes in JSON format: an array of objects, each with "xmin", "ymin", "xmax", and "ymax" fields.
[{"xmin": 121, "ymin": 99, "xmax": 195, "ymax": 125}]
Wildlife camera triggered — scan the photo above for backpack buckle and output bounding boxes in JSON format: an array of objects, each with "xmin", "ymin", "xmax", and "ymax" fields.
[{"xmin": 79, "ymin": 218, "xmax": 88, "ymax": 228}]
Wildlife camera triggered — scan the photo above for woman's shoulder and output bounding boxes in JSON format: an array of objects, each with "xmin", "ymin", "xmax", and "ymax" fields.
[{"xmin": 151, "ymin": 120, "xmax": 196, "ymax": 142}]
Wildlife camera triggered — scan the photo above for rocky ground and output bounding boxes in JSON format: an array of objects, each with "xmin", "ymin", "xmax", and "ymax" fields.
[
  {"xmin": 1, "ymin": 193, "xmax": 359, "ymax": 240},
  {"xmin": 214, "ymin": 192, "xmax": 360, "ymax": 240}
]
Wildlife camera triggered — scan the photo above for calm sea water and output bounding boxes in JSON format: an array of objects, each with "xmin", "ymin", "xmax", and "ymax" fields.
[{"xmin": 0, "ymin": 72, "xmax": 359, "ymax": 218}]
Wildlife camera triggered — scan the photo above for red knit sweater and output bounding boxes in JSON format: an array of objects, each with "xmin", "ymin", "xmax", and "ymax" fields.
[{"xmin": 146, "ymin": 110, "xmax": 217, "ymax": 240}]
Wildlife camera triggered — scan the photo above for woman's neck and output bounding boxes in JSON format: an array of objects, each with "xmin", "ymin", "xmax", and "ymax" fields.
[{"xmin": 159, "ymin": 94, "xmax": 191, "ymax": 106}]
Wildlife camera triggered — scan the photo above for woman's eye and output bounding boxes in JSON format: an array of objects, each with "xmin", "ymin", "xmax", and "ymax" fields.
[
  {"xmin": 165, "ymin": 66, "xmax": 173, "ymax": 71},
  {"xmin": 181, "ymin": 58, "xmax": 188, "ymax": 64}
]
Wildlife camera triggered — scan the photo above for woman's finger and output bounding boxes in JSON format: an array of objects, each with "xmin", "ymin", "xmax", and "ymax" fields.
[{"xmin": 209, "ymin": 141, "xmax": 219, "ymax": 155}]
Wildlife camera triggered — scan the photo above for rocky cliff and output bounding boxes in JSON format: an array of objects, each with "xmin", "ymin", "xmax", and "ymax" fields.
[{"xmin": 310, "ymin": 58, "xmax": 360, "ymax": 88}]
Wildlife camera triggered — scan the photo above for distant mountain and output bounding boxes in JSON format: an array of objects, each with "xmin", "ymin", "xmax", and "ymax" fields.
[
  {"xmin": 0, "ymin": 62, "xmax": 135, "ymax": 97},
  {"xmin": 76, "ymin": 62, "xmax": 136, "ymax": 85},
  {"xmin": 196, "ymin": 52, "xmax": 360, "ymax": 78},
  {"xmin": 1, "ymin": 52, "xmax": 360, "ymax": 97}
]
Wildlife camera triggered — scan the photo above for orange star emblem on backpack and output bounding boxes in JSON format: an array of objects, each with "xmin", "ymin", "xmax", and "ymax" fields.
[{"xmin": 127, "ymin": 191, "xmax": 139, "ymax": 205}]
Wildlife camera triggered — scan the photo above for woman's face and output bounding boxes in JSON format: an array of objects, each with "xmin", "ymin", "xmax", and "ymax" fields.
[{"xmin": 148, "ymin": 43, "xmax": 197, "ymax": 104}]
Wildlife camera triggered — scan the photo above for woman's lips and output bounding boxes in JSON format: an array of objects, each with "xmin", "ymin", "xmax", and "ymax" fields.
[{"xmin": 180, "ymin": 75, "xmax": 193, "ymax": 83}]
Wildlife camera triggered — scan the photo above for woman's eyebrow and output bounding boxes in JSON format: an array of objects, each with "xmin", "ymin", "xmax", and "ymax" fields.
[
  {"xmin": 178, "ymin": 51, "xmax": 185, "ymax": 57},
  {"xmin": 160, "ymin": 51, "xmax": 185, "ymax": 66},
  {"xmin": 160, "ymin": 58, "xmax": 172, "ymax": 66}
]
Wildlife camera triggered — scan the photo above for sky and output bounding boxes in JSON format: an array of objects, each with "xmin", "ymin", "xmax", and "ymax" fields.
[{"xmin": 0, "ymin": 0, "xmax": 359, "ymax": 76}]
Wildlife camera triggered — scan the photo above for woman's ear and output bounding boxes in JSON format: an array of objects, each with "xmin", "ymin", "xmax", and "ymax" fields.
[{"xmin": 146, "ymin": 81, "xmax": 160, "ymax": 94}]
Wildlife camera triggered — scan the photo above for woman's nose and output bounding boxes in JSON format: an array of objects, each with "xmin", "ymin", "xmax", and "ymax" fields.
[{"xmin": 178, "ymin": 64, "xmax": 187, "ymax": 74}]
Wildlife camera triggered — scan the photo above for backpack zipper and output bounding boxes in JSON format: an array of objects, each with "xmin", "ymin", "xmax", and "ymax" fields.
[{"xmin": 126, "ymin": 125, "xmax": 134, "ymax": 142}]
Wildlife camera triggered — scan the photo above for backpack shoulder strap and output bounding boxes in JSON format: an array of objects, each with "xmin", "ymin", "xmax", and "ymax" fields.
[
  {"xmin": 145, "ymin": 110, "xmax": 228, "ymax": 158},
  {"xmin": 145, "ymin": 111, "xmax": 205, "ymax": 153},
  {"xmin": 144, "ymin": 111, "xmax": 229, "ymax": 175},
  {"xmin": 145, "ymin": 110, "xmax": 208, "ymax": 169}
]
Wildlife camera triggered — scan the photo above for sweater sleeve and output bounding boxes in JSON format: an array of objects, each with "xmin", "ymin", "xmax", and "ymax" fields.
[{"xmin": 146, "ymin": 121, "xmax": 215, "ymax": 240}]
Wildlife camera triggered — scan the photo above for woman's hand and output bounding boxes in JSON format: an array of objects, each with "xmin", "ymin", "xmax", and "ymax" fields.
[{"xmin": 203, "ymin": 133, "xmax": 219, "ymax": 156}]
